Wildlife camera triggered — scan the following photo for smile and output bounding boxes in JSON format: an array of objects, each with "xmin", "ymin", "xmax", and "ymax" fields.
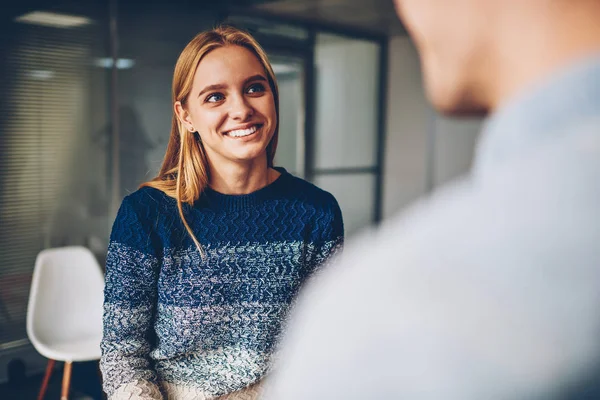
[{"xmin": 224, "ymin": 124, "xmax": 262, "ymax": 138}]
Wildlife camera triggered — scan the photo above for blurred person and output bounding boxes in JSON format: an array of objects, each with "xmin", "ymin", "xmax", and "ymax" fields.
[
  {"xmin": 100, "ymin": 26, "xmax": 343, "ymax": 400},
  {"xmin": 263, "ymin": 0, "xmax": 600, "ymax": 399}
]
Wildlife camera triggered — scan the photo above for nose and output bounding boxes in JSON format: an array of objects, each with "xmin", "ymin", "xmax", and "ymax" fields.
[{"xmin": 229, "ymin": 93, "xmax": 254, "ymax": 121}]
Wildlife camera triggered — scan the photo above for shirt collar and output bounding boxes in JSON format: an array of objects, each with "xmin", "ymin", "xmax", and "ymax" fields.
[{"xmin": 473, "ymin": 53, "xmax": 600, "ymax": 177}]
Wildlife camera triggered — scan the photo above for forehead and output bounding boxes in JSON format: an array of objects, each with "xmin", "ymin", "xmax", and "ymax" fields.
[{"xmin": 193, "ymin": 45, "xmax": 265, "ymax": 87}]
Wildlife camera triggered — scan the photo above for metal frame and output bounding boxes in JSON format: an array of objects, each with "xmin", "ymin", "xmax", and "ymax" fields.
[
  {"xmin": 302, "ymin": 30, "xmax": 317, "ymax": 182},
  {"xmin": 227, "ymin": 7, "xmax": 386, "ymax": 42},
  {"xmin": 109, "ymin": 0, "xmax": 120, "ymax": 219},
  {"xmin": 374, "ymin": 37, "xmax": 389, "ymax": 223}
]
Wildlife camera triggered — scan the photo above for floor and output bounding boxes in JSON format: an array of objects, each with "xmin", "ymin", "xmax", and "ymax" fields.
[{"xmin": 0, "ymin": 359, "xmax": 104, "ymax": 400}]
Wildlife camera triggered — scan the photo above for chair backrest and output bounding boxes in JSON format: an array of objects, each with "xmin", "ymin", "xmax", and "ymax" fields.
[{"xmin": 27, "ymin": 246, "xmax": 105, "ymax": 347}]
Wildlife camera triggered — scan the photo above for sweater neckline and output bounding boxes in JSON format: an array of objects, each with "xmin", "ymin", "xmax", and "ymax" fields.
[{"xmin": 197, "ymin": 167, "xmax": 289, "ymax": 211}]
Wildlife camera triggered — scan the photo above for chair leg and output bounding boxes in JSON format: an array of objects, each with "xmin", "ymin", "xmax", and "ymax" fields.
[
  {"xmin": 61, "ymin": 361, "xmax": 73, "ymax": 400},
  {"xmin": 37, "ymin": 359, "xmax": 55, "ymax": 400}
]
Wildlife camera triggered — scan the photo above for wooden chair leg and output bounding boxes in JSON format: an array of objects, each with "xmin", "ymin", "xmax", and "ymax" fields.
[
  {"xmin": 61, "ymin": 361, "xmax": 73, "ymax": 400},
  {"xmin": 37, "ymin": 359, "xmax": 55, "ymax": 400}
]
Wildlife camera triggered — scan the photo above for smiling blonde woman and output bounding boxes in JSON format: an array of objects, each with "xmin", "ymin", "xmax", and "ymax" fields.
[{"xmin": 99, "ymin": 26, "xmax": 344, "ymax": 400}]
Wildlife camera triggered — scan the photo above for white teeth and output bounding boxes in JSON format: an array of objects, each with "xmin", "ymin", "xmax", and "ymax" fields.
[{"xmin": 227, "ymin": 125, "xmax": 258, "ymax": 137}]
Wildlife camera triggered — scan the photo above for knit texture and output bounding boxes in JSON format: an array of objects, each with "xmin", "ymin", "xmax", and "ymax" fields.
[{"xmin": 100, "ymin": 168, "xmax": 343, "ymax": 399}]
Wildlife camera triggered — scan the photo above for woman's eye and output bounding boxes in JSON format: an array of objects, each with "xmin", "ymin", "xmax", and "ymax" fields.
[
  {"xmin": 247, "ymin": 83, "xmax": 266, "ymax": 94},
  {"xmin": 206, "ymin": 93, "xmax": 224, "ymax": 103}
]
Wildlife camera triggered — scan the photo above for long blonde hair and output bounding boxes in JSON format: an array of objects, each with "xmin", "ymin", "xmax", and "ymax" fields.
[{"xmin": 141, "ymin": 25, "xmax": 280, "ymax": 257}]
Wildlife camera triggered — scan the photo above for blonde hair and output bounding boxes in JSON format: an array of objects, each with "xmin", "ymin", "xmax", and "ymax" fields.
[{"xmin": 141, "ymin": 25, "xmax": 280, "ymax": 257}]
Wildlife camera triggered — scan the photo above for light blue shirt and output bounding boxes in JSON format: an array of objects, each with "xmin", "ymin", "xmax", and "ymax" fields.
[{"xmin": 264, "ymin": 54, "xmax": 600, "ymax": 399}]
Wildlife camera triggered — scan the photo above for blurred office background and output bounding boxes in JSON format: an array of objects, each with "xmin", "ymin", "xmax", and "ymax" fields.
[{"xmin": 0, "ymin": 0, "xmax": 481, "ymax": 398}]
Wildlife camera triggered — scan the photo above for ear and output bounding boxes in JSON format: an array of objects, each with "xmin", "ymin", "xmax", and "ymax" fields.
[{"xmin": 174, "ymin": 101, "xmax": 196, "ymax": 132}]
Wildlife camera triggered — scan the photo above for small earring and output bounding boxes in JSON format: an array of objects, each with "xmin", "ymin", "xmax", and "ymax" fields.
[{"xmin": 188, "ymin": 126, "xmax": 195, "ymax": 132}]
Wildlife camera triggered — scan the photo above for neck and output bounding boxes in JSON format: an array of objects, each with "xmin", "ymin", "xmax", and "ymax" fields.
[
  {"xmin": 486, "ymin": 1, "xmax": 600, "ymax": 111},
  {"xmin": 208, "ymin": 155, "xmax": 276, "ymax": 195}
]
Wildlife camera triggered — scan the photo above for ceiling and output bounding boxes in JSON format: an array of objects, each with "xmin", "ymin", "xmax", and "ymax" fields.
[
  {"xmin": 247, "ymin": 0, "xmax": 407, "ymax": 36},
  {"xmin": 2, "ymin": 0, "xmax": 407, "ymax": 37}
]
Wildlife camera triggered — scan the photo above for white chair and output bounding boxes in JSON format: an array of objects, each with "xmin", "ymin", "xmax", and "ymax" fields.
[{"xmin": 27, "ymin": 246, "xmax": 105, "ymax": 400}]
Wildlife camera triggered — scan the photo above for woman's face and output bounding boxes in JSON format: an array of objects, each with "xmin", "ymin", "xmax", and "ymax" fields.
[{"xmin": 175, "ymin": 45, "xmax": 277, "ymax": 168}]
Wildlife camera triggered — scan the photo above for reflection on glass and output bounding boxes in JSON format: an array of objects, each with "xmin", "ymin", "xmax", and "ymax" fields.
[
  {"xmin": 271, "ymin": 56, "xmax": 305, "ymax": 177},
  {"xmin": 314, "ymin": 33, "xmax": 380, "ymax": 170}
]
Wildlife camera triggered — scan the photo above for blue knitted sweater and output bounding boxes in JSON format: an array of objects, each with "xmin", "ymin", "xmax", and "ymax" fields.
[{"xmin": 100, "ymin": 168, "xmax": 344, "ymax": 399}]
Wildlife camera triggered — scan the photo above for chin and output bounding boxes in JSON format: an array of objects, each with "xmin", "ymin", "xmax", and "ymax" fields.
[
  {"xmin": 229, "ymin": 149, "xmax": 269, "ymax": 163},
  {"xmin": 427, "ymin": 82, "xmax": 490, "ymax": 117},
  {"xmin": 424, "ymin": 63, "xmax": 491, "ymax": 117}
]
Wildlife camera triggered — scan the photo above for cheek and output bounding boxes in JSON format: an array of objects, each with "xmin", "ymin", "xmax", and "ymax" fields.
[
  {"xmin": 192, "ymin": 108, "xmax": 226, "ymax": 134},
  {"xmin": 268, "ymin": 104, "xmax": 278, "ymax": 130},
  {"xmin": 255, "ymin": 96, "xmax": 277, "ymax": 128},
  {"xmin": 406, "ymin": 0, "xmax": 477, "ymax": 60},
  {"xmin": 399, "ymin": 0, "xmax": 436, "ymax": 41},
  {"xmin": 401, "ymin": 0, "xmax": 463, "ymax": 55}
]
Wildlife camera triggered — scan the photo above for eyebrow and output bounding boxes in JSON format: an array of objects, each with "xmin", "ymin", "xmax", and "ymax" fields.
[{"xmin": 197, "ymin": 74, "xmax": 268, "ymax": 98}]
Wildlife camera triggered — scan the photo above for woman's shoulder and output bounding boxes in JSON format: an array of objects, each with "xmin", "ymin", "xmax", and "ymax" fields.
[
  {"xmin": 118, "ymin": 186, "xmax": 176, "ymax": 221},
  {"xmin": 279, "ymin": 171, "xmax": 344, "ymax": 240},
  {"xmin": 280, "ymin": 170, "xmax": 340, "ymax": 210},
  {"xmin": 124, "ymin": 185, "xmax": 173, "ymax": 207},
  {"xmin": 111, "ymin": 186, "xmax": 181, "ymax": 247}
]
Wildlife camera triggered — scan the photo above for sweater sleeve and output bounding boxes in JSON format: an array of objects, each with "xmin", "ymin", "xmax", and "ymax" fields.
[{"xmin": 100, "ymin": 194, "xmax": 163, "ymax": 400}]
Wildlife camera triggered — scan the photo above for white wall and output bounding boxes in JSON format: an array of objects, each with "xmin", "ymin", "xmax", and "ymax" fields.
[
  {"xmin": 383, "ymin": 36, "xmax": 483, "ymax": 219},
  {"xmin": 312, "ymin": 33, "xmax": 381, "ymax": 237},
  {"xmin": 314, "ymin": 33, "xmax": 380, "ymax": 170}
]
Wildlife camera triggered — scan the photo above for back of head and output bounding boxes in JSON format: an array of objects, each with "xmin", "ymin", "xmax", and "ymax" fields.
[{"xmin": 393, "ymin": 0, "xmax": 600, "ymax": 116}]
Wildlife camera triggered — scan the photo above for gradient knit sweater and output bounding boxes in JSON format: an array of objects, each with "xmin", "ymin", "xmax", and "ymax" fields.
[{"xmin": 100, "ymin": 168, "xmax": 344, "ymax": 399}]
